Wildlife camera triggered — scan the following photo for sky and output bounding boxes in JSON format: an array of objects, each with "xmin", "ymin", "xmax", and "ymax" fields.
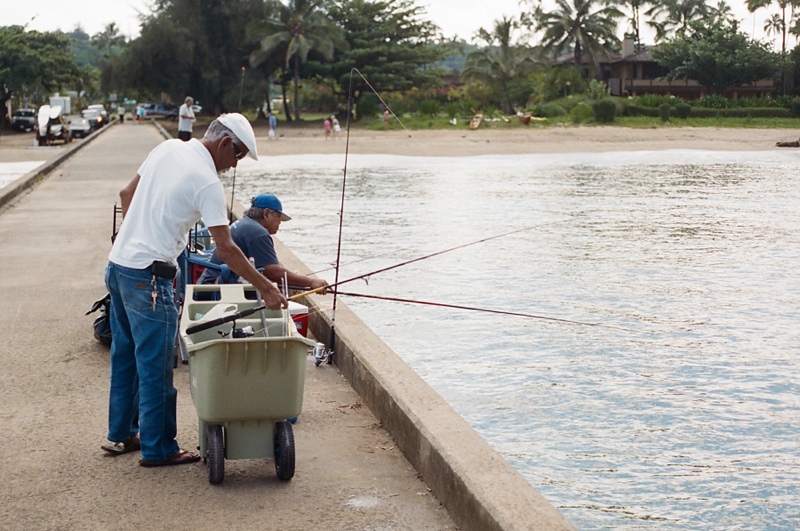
[{"xmin": 3, "ymin": 0, "xmax": 779, "ymax": 46}]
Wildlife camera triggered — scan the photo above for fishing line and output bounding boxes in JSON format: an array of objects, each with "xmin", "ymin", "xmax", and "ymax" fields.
[
  {"xmin": 349, "ymin": 67, "xmax": 434, "ymax": 157},
  {"xmin": 291, "ymin": 224, "xmax": 545, "ymax": 301},
  {"xmin": 331, "ymin": 291, "xmax": 638, "ymax": 332}
]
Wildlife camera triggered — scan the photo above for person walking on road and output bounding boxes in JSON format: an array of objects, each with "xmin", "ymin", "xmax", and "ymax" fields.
[
  {"xmin": 102, "ymin": 113, "xmax": 287, "ymax": 467},
  {"xmin": 178, "ymin": 96, "xmax": 196, "ymax": 141}
]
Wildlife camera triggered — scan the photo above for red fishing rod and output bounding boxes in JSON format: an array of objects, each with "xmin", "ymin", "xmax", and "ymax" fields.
[{"xmin": 330, "ymin": 291, "xmax": 637, "ymax": 332}]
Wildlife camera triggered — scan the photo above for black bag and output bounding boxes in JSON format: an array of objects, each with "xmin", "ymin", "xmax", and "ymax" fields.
[{"xmin": 86, "ymin": 294, "xmax": 112, "ymax": 347}]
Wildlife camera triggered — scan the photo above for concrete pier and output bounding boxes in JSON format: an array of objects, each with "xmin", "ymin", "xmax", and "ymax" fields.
[{"xmin": 0, "ymin": 121, "xmax": 572, "ymax": 530}]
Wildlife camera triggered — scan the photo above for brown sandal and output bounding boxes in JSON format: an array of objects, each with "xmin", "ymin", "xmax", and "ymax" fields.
[{"xmin": 139, "ymin": 449, "xmax": 201, "ymax": 467}]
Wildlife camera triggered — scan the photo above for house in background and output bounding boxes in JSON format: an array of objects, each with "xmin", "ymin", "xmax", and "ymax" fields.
[{"xmin": 604, "ymin": 35, "xmax": 775, "ymax": 100}]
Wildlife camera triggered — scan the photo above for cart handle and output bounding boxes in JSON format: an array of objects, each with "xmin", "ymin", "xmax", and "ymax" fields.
[{"xmin": 185, "ymin": 305, "xmax": 266, "ymax": 335}]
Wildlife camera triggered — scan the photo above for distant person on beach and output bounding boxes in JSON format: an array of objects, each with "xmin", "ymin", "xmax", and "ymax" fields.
[
  {"xmin": 332, "ymin": 116, "xmax": 340, "ymax": 139},
  {"xmin": 383, "ymin": 109, "xmax": 389, "ymax": 130},
  {"xmin": 197, "ymin": 193, "xmax": 329, "ymax": 294},
  {"xmin": 324, "ymin": 118, "xmax": 331, "ymax": 140},
  {"xmin": 268, "ymin": 111, "xmax": 278, "ymax": 140},
  {"xmin": 102, "ymin": 113, "xmax": 286, "ymax": 467},
  {"xmin": 178, "ymin": 96, "xmax": 196, "ymax": 141}
]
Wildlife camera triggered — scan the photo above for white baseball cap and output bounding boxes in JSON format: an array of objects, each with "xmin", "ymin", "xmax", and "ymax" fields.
[{"xmin": 217, "ymin": 113, "xmax": 258, "ymax": 160}]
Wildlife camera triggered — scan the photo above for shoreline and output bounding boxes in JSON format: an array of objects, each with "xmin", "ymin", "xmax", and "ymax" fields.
[
  {"xmin": 3, "ymin": 124, "xmax": 799, "ymax": 166},
  {"xmin": 254, "ymin": 125, "xmax": 800, "ymax": 157}
]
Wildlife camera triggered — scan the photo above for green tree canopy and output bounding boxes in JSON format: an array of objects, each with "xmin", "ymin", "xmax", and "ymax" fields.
[
  {"xmin": 0, "ymin": 26, "xmax": 81, "ymax": 103},
  {"xmin": 525, "ymin": 0, "xmax": 624, "ymax": 77},
  {"xmin": 248, "ymin": 0, "xmax": 347, "ymax": 121},
  {"xmin": 111, "ymin": 0, "xmax": 269, "ymax": 113},
  {"xmin": 651, "ymin": 18, "xmax": 780, "ymax": 94},
  {"xmin": 462, "ymin": 17, "xmax": 544, "ymax": 113},
  {"xmin": 319, "ymin": 0, "xmax": 447, "ymax": 107}
]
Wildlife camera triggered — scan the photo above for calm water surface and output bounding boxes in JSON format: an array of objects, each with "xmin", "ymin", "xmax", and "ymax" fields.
[{"xmin": 230, "ymin": 149, "xmax": 799, "ymax": 529}]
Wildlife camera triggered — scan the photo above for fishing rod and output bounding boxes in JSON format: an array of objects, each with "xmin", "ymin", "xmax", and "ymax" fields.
[
  {"xmin": 331, "ymin": 291, "xmax": 637, "ymax": 333},
  {"xmin": 289, "ymin": 224, "xmax": 544, "ymax": 301},
  {"xmin": 320, "ymin": 69, "xmax": 358, "ymax": 365},
  {"xmin": 228, "ymin": 166, "xmax": 237, "ymax": 224}
]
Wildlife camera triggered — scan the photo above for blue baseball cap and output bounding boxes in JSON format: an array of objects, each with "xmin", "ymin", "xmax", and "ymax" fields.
[{"xmin": 252, "ymin": 194, "xmax": 291, "ymax": 221}]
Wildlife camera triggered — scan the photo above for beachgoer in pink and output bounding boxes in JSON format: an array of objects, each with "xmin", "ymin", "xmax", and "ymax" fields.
[{"xmin": 324, "ymin": 118, "xmax": 331, "ymax": 140}]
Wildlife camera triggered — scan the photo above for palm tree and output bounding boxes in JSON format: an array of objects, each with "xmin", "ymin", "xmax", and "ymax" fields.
[
  {"xmin": 249, "ymin": 0, "xmax": 346, "ymax": 122},
  {"xmin": 462, "ymin": 16, "xmax": 544, "ymax": 113},
  {"xmin": 645, "ymin": 0, "xmax": 710, "ymax": 41},
  {"xmin": 528, "ymin": 0, "xmax": 624, "ymax": 79},
  {"xmin": 618, "ymin": 0, "xmax": 654, "ymax": 52},
  {"xmin": 748, "ymin": 0, "xmax": 798, "ymax": 57},
  {"xmin": 750, "ymin": 0, "xmax": 800, "ymax": 94}
]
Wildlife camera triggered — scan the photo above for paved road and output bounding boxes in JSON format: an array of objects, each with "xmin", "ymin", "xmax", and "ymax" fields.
[{"xmin": 0, "ymin": 123, "xmax": 455, "ymax": 529}]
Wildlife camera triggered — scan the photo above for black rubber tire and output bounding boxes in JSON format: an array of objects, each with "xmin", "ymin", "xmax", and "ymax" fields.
[
  {"xmin": 207, "ymin": 424, "xmax": 225, "ymax": 484},
  {"xmin": 274, "ymin": 421, "xmax": 295, "ymax": 480}
]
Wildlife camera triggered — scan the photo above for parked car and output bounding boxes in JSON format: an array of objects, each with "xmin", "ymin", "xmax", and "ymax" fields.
[
  {"xmin": 142, "ymin": 102, "xmax": 178, "ymax": 120},
  {"xmin": 82, "ymin": 108, "xmax": 105, "ymax": 129},
  {"xmin": 87, "ymin": 104, "xmax": 108, "ymax": 122},
  {"xmin": 68, "ymin": 116, "xmax": 92, "ymax": 138},
  {"xmin": 12, "ymin": 108, "xmax": 36, "ymax": 132},
  {"xmin": 35, "ymin": 105, "xmax": 71, "ymax": 146}
]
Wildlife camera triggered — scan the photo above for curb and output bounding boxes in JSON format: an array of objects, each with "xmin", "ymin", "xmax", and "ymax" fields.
[{"xmin": 0, "ymin": 120, "xmax": 119, "ymax": 210}]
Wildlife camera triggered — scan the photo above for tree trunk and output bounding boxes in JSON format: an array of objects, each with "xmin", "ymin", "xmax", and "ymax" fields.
[
  {"xmin": 292, "ymin": 55, "xmax": 301, "ymax": 121},
  {"xmin": 281, "ymin": 82, "xmax": 292, "ymax": 123}
]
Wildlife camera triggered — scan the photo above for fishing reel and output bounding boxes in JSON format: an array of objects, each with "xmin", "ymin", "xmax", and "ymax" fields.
[
  {"xmin": 313, "ymin": 342, "xmax": 334, "ymax": 366},
  {"xmin": 218, "ymin": 322, "xmax": 255, "ymax": 339}
]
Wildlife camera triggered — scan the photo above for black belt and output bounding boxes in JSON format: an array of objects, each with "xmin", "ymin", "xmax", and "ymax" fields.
[{"xmin": 150, "ymin": 261, "xmax": 178, "ymax": 280}]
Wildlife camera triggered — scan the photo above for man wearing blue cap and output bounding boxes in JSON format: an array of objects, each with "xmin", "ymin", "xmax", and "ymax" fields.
[{"xmin": 198, "ymin": 193, "xmax": 329, "ymax": 293}]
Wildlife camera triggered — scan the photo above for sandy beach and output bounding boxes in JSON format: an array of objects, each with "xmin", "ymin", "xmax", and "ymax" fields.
[
  {"xmin": 252, "ymin": 124, "xmax": 800, "ymax": 157},
  {"xmin": 3, "ymin": 123, "xmax": 800, "ymax": 167}
]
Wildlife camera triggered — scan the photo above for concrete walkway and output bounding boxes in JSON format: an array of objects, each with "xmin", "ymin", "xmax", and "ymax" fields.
[{"xmin": 0, "ymin": 124, "xmax": 456, "ymax": 529}]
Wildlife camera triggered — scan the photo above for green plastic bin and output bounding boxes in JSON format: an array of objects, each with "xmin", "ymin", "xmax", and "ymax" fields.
[{"xmin": 180, "ymin": 284, "xmax": 315, "ymax": 483}]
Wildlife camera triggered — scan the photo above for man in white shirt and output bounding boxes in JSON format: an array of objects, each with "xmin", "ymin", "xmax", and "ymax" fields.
[
  {"xmin": 178, "ymin": 96, "xmax": 196, "ymax": 141},
  {"xmin": 102, "ymin": 113, "xmax": 285, "ymax": 467}
]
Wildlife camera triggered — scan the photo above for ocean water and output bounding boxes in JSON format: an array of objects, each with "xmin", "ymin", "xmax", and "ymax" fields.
[{"xmin": 229, "ymin": 149, "xmax": 799, "ymax": 529}]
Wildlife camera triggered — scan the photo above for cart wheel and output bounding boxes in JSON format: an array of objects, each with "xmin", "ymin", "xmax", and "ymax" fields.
[
  {"xmin": 207, "ymin": 424, "xmax": 225, "ymax": 484},
  {"xmin": 274, "ymin": 421, "xmax": 295, "ymax": 480}
]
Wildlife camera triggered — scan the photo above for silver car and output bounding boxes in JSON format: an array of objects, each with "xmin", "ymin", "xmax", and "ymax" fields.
[{"xmin": 68, "ymin": 116, "xmax": 92, "ymax": 138}]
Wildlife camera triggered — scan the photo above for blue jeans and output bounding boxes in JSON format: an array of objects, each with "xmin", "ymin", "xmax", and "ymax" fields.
[{"xmin": 105, "ymin": 262, "xmax": 180, "ymax": 462}]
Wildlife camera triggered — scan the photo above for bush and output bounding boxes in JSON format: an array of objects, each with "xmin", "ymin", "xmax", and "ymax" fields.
[
  {"xmin": 624, "ymin": 104, "xmax": 661, "ymax": 117},
  {"xmin": 634, "ymin": 93, "xmax": 678, "ymax": 108},
  {"xmin": 791, "ymin": 98, "xmax": 800, "ymax": 117},
  {"xmin": 587, "ymin": 79, "xmax": 611, "ymax": 100},
  {"xmin": 659, "ymin": 103, "xmax": 670, "ymax": 122},
  {"xmin": 688, "ymin": 107, "xmax": 791, "ymax": 118},
  {"xmin": 530, "ymin": 102, "xmax": 567, "ymax": 118},
  {"xmin": 570, "ymin": 103, "xmax": 594, "ymax": 124},
  {"xmin": 418, "ymin": 99, "xmax": 441, "ymax": 117},
  {"xmin": 675, "ymin": 102, "xmax": 692, "ymax": 119},
  {"xmin": 693, "ymin": 94, "xmax": 729, "ymax": 109},
  {"xmin": 445, "ymin": 102, "xmax": 459, "ymax": 119},
  {"xmin": 357, "ymin": 93, "xmax": 381, "ymax": 120},
  {"xmin": 591, "ymin": 99, "xmax": 616, "ymax": 123}
]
